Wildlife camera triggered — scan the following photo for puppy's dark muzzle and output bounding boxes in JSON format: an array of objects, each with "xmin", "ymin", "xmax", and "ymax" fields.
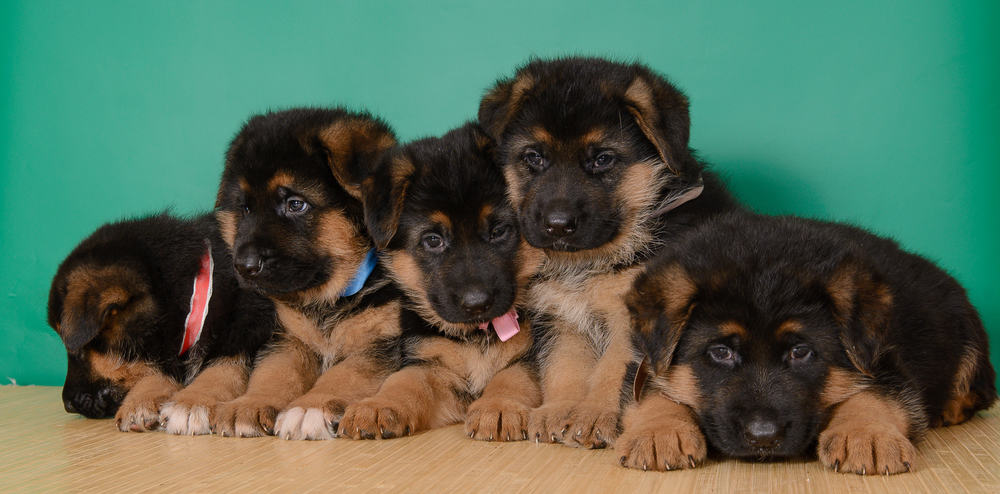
[
  {"xmin": 64, "ymin": 388, "xmax": 120, "ymax": 418},
  {"xmin": 234, "ymin": 245, "xmax": 274, "ymax": 279}
]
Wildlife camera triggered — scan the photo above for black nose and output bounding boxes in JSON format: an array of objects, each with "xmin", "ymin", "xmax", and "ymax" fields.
[
  {"xmin": 543, "ymin": 210, "xmax": 577, "ymax": 237},
  {"xmin": 745, "ymin": 417, "xmax": 782, "ymax": 448},
  {"xmin": 63, "ymin": 399, "xmax": 78, "ymax": 414},
  {"xmin": 235, "ymin": 246, "xmax": 269, "ymax": 277},
  {"xmin": 459, "ymin": 288, "xmax": 492, "ymax": 315}
]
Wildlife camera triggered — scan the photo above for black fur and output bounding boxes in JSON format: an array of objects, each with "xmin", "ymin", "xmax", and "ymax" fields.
[
  {"xmin": 48, "ymin": 213, "xmax": 276, "ymax": 418},
  {"xmin": 630, "ymin": 211, "xmax": 997, "ymax": 460}
]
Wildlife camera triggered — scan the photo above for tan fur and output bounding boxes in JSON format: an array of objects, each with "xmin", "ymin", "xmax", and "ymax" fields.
[
  {"xmin": 530, "ymin": 126, "xmax": 554, "ymax": 145},
  {"xmin": 938, "ymin": 345, "xmax": 982, "ymax": 426},
  {"xmin": 298, "ymin": 210, "xmax": 370, "ymax": 304},
  {"xmin": 776, "ymin": 319, "xmax": 803, "ymax": 337},
  {"xmin": 319, "ymin": 118, "xmax": 396, "ymax": 199},
  {"xmin": 385, "ymin": 251, "xmax": 481, "ymax": 336},
  {"xmin": 648, "ymin": 364, "xmax": 701, "ymax": 412},
  {"xmin": 339, "ymin": 365, "xmax": 465, "ymax": 438},
  {"xmin": 429, "ymin": 211, "xmax": 452, "ymax": 231},
  {"xmin": 719, "ymin": 321, "xmax": 748, "ymax": 338},
  {"xmin": 89, "ymin": 351, "xmax": 159, "ymax": 388},
  {"xmin": 820, "ymin": 367, "xmax": 866, "ymax": 407},
  {"xmin": 617, "ymin": 393, "xmax": 707, "ymax": 471},
  {"xmin": 160, "ymin": 356, "xmax": 250, "ymax": 435},
  {"xmin": 818, "ymin": 390, "xmax": 916, "ymax": 474},
  {"xmin": 580, "ymin": 127, "xmax": 605, "ymax": 146},
  {"xmin": 477, "ymin": 204, "xmax": 494, "ymax": 226},
  {"xmin": 529, "ymin": 326, "xmax": 593, "ymax": 443},
  {"xmin": 465, "ymin": 362, "xmax": 542, "ymax": 441},
  {"xmin": 61, "ymin": 265, "xmax": 154, "ymax": 347},
  {"xmin": 623, "ymin": 77, "xmax": 678, "ymax": 175},
  {"xmin": 215, "ymin": 210, "xmax": 237, "ymax": 249},
  {"xmin": 211, "ymin": 339, "xmax": 318, "ymax": 437},
  {"xmin": 482, "ymin": 74, "xmax": 536, "ymax": 139},
  {"xmin": 114, "ymin": 371, "xmax": 181, "ymax": 432}
]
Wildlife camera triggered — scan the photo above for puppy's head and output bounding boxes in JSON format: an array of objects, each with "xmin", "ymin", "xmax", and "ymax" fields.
[
  {"xmin": 628, "ymin": 215, "xmax": 891, "ymax": 459},
  {"xmin": 48, "ymin": 228, "xmax": 162, "ymax": 418},
  {"xmin": 363, "ymin": 123, "xmax": 541, "ymax": 336},
  {"xmin": 479, "ymin": 57, "xmax": 702, "ymax": 264},
  {"xmin": 216, "ymin": 108, "xmax": 396, "ymax": 303}
]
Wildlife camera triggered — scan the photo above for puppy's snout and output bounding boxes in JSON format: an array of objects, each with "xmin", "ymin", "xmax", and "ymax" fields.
[
  {"xmin": 458, "ymin": 287, "xmax": 493, "ymax": 316},
  {"xmin": 63, "ymin": 398, "xmax": 78, "ymax": 414},
  {"xmin": 744, "ymin": 413, "xmax": 783, "ymax": 449},
  {"xmin": 543, "ymin": 210, "xmax": 578, "ymax": 237},
  {"xmin": 235, "ymin": 245, "xmax": 271, "ymax": 277}
]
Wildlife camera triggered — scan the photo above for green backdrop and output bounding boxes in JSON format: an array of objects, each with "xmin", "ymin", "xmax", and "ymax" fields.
[{"xmin": 2, "ymin": 0, "xmax": 998, "ymax": 386}]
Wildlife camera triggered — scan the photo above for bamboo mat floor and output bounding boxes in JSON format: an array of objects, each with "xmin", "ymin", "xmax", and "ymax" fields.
[{"xmin": 1, "ymin": 386, "xmax": 998, "ymax": 493}]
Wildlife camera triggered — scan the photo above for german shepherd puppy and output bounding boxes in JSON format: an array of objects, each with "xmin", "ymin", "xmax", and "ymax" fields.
[
  {"xmin": 478, "ymin": 57, "xmax": 740, "ymax": 447},
  {"xmin": 211, "ymin": 108, "xmax": 404, "ymax": 440},
  {"xmin": 336, "ymin": 123, "xmax": 543, "ymax": 441},
  {"xmin": 48, "ymin": 213, "xmax": 276, "ymax": 434},
  {"xmin": 621, "ymin": 212, "xmax": 997, "ymax": 474}
]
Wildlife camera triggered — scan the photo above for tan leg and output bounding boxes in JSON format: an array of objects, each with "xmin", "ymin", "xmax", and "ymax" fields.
[
  {"xmin": 568, "ymin": 324, "xmax": 636, "ymax": 448},
  {"xmin": 115, "ymin": 372, "xmax": 181, "ymax": 432},
  {"xmin": 465, "ymin": 362, "xmax": 541, "ymax": 442},
  {"xmin": 160, "ymin": 356, "xmax": 249, "ymax": 435},
  {"xmin": 529, "ymin": 327, "xmax": 594, "ymax": 443},
  {"xmin": 616, "ymin": 393, "xmax": 706, "ymax": 471},
  {"xmin": 818, "ymin": 390, "xmax": 917, "ymax": 475},
  {"xmin": 339, "ymin": 365, "xmax": 464, "ymax": 439},
  {"xmin": 273, "ymin": 355, "xmax": 388, "ymax": 440},
  {"xmin": 211, "ymin": 341, "xmax": 318, "ymax": 438}
]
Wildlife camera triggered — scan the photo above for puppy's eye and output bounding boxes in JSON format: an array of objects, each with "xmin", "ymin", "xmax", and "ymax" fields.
[
  {"xmin": 522, "ymin": 149, "xmax": 547, "ymax": 171},
  {"xmin": 590, "ymin": 151, "xmax": 616, "ymax": 172},
  {"xmin": 285, "ymin": 196, "xmax": 310, "ymax": 214},
  {"xmin": 421, "ymin": 233, "xmax": 447, "ymax": 252},
  {"xmin": 241, "ymin": 204, "xmax": 250, "ymax": 216},
  {"xmin": 489, "ymin": 224, "xmax": 511, "ymax": 242},
  {"xmin": 708, "ymin": 345, "xmax": 737, "ymax": 365},
  {"xmin": 788, "ymin": 344, "xmax": 814, "ymax": 363}
]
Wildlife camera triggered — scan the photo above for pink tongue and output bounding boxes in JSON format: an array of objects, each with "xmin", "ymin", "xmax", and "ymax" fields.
[{"xmin": 478, "ymin": 310, "xmax": 520, "ymax": 342}]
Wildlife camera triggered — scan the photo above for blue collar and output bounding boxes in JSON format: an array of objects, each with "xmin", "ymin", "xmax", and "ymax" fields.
[{"xmin": 341, "ymin": 249, "xmax": 378, "ymax": 297}]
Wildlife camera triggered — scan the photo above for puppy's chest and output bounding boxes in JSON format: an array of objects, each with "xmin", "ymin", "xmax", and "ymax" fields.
[
  {"xmin": 277, "ymin": 299, "xmax": 401, "ymax": 362},
  {"xmin": 415, "ymin": 330, "xmax": 530, "ymax": 395},
  {"xmin": 528, "ymin": 266, "xmax": 642, "ymax": 338}
]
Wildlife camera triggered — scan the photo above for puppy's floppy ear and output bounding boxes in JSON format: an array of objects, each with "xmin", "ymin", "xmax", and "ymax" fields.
[
  {"xmin": 361, "ymin": 152, "xmax": 414, "ymax": 250},
  {"xmin": 478, "ymin": 73, "xmax": 536, "ymax": 142},
  {"xmin": 316, "ymin": 116, "xmax": 397, "ymax": 200},
  {"xmin": 825, "ymin": 258, "xmax": 893, "ymax": 377},
  {"xmin": 622, "ymin": 72, "xmax": 693, "ymax": 176},
  {"xmin": 627, "ymin": 262, "xmax": 698, "ymax": 375}
]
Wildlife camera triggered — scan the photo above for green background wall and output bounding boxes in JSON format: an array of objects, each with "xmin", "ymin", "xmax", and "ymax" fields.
[{"xmin": 2, "ymin": 0, "xmax": 998, "ymax": 386}]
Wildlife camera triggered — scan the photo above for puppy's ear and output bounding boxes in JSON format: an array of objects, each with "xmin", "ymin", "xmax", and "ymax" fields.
[
  {"xmin": 627, "ymin": 262, "xmax": 698, "ymax": 375},
  {"xmin": 622, "ymin": 73, "xmax": 693, "ymax": 176},
  {"xmin": 316, "ymin": 117, "xmax": 397, "ymax": 200},
  {"xmin": 361, "ymin": 152, "xmax": 414, "ymax": 250},
  {"xmin": 478, "ymin": 73, "xmax": 536, "ymax": 142},
  {"xmin": 825, "ymin": 259, "xmax": 893, "ymax": 377}
]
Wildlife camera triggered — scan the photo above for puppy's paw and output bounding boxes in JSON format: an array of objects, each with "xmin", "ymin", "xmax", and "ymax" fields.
[
  {"xmin": 465, "ymin": 398, "xmax": 531, "ymax": 442},
  {"xmin": 338, "ymin": 399, "xmax": 414, "ymax": 440},
  {"xmin": 819, "ymin": 422, "xmax": 916, "ymax": 475},
  {"xmin": 159, "ymin": 402, "xmax": 212, "ymax": 435},
  {"xmin": 617, "ymin": 416, "xmax": 707, "ymax": 471},
  {"xmin": 114, "ymin": 398, "xmax": 161, "ymax": 432},
  {"xmin": 566, "ymin": 405, "xmax": 621, "ymax": 449},
  {"xmin": 527, "ymin": 402, "xmax": 575, "ymax": 444},
  {"xmin": 274, "ymin": 406, "xmax": 343, "ymax": 441},
  {"xmin": 210, "ymin": 397, "xmax": 279, "ymax": 438}
]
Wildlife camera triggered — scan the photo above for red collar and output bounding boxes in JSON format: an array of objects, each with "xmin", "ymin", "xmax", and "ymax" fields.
[{"xmin": 180, "ymin": 244, "xmax": 214, "ymax": 355}]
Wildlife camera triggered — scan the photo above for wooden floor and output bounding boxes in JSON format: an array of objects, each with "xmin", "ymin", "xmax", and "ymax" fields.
[{"xmin": 1, "ymin": 386, "xmax": 998, "ymax": 493}]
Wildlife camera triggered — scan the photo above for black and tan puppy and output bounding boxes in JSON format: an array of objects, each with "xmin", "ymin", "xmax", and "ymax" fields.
[
  {"xmin": 620, "ymin": 212, "xmax": 997, "ymax": 474},
  {"xmin": 211, "ymin": 107, "xmax": 404, "ymax": 440},
  {"xmin": 478, "ymin": 57, "xmax": 740, "ymax": 447},
  {"xmin": 48, "ymin": 213, "xmax": 276, "ymax": 434},
  {"xmin": 336, "ymin": 123, "xmax": 544, "ymax": 441}
]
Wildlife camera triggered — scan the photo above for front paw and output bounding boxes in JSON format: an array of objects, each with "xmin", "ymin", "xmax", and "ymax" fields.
[
  {"xmin": 527, "ymin": 402, "xmax": 575, "ymax": 444},
  {"xmin": 338, "ymin": 399, "xmax": 414, "ymax": 440},
  {"xmin": 566, "ymin": 406, "xmax": 621, "ymax": 449},
  {"xmin": 159, "ymin": 402, "xmax": 212, "ymax": 435},
  {"xmin": 818, "ymin": 422, "xmax": 916, "ymax": 475},
  {"xmin": 465, "ymin": 398, "xmax": 531, "ymax": 442},
  {"xmin": 114, "ymin": 398, "xmax": 162, "ymax": 432},
  {"xmin": 273, "ymin": 397, "xmax": 345, "ymax": 441},
  {"xmin": 210, "ymin": 397, "xmax": 280, "ymax": 438},
  {"xmin": 617, "ymin": 417, "xmax": 707, "ymax": 471}
]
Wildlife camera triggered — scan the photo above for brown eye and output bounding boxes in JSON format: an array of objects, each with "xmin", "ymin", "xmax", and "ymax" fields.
[
  {"xmin": 421, "ymin": 233, "xmax": 446, "ymax": 252},
  {"xmin": 708, "ymin": 344, "xmax": 736, "ymax": 365},
  {"xmin": 788, "ymin": 344, "xmax": 814, "ymax": 363},
  {"xmin": 489, "ymin": 224, "xmax": 511, "ymax": 242},
  {"xmin": 522, "ymin": 149, "xmax": 546, "ymax": 171},
  {"xmin": 285, "ymin": 196, "xmax": 309, "ymax": 214},
  {"xmin": 592, "ymin": 151, "xmax": 616, "ymax": 172}
]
